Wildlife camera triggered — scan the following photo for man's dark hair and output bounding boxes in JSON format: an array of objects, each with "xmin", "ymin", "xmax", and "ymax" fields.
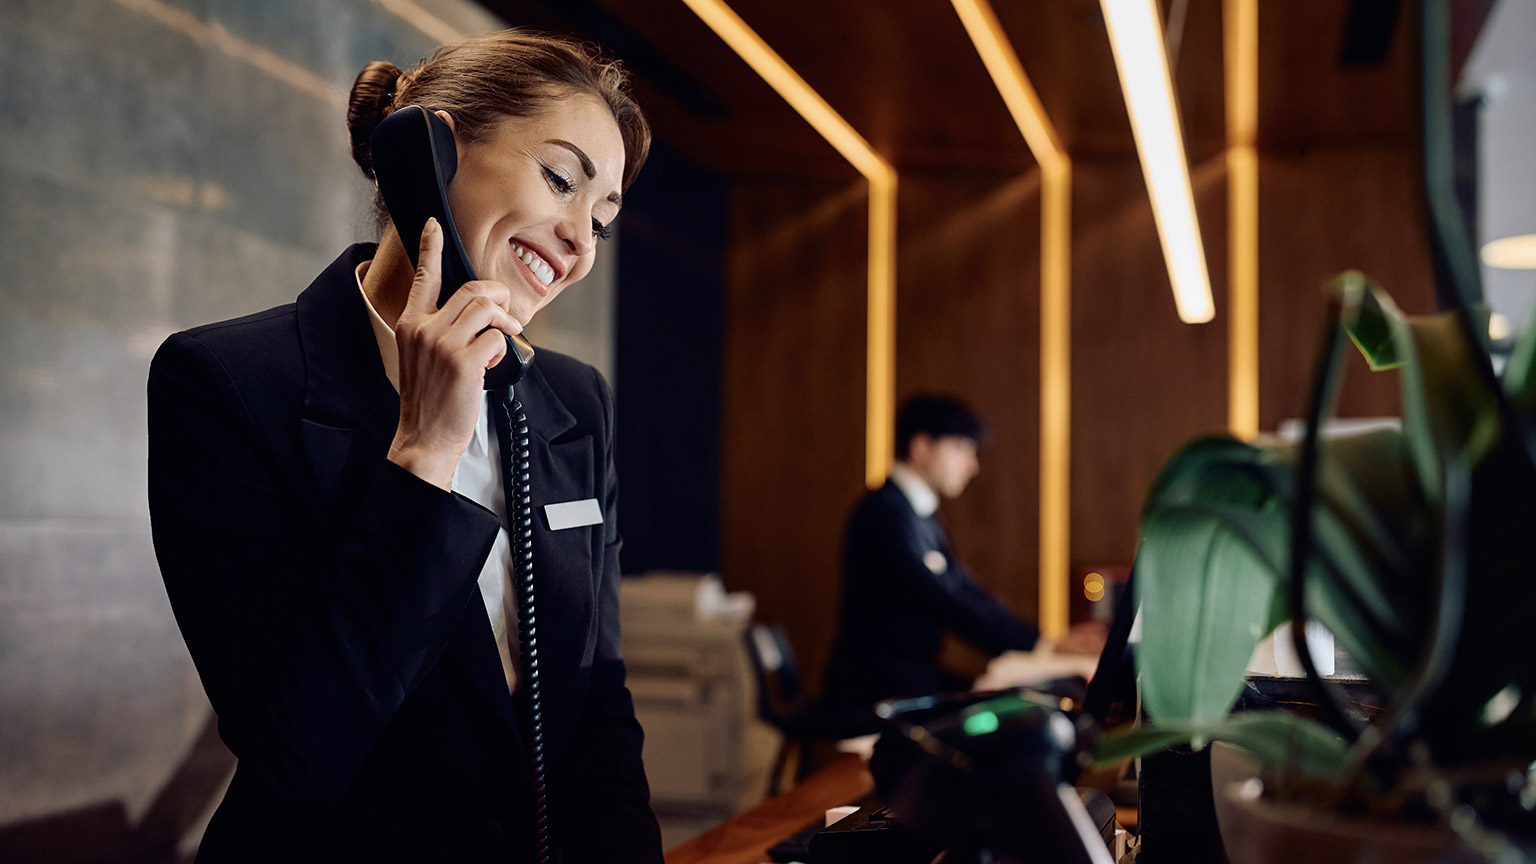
[{"xmin": 895, "ymin": 395, "xmax": 984, "ymax": 461}]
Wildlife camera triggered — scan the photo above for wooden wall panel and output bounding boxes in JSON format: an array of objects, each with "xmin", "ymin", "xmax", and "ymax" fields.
[
  {"xmin": 1068, "ymin": 157, "xmax": 1230, "ymax": 568},
  {"xmin": 720, "ymin": 178, "xmax": 869, "ymax": 694},
  {"xmin": 720, "ymin": 169, "xmax": 1047, "ymax": 693},
  {"xmin": 1063, "ymin": 145, "xmax": 1438, "ymax": 575},
  {"xmin": 718, "ymin": 152, "xmax": 1438, "ymax": 693},
  {"xmin": 895, "ymin": 171, "xmax": 1043, "ymax": 622},
  {"xmin": 1257, "ymin": 147, "xmax": 1438, "ymax": 430}
]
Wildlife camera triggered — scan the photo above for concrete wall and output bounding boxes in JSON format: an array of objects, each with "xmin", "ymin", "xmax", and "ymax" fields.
[
  {"xmin": 1462, "ymin": 0, "xmax": 1536, "ymax": 336},
  {"xmin": 0, "ymin": 1, "xmax": 617, "ymax": 857}
]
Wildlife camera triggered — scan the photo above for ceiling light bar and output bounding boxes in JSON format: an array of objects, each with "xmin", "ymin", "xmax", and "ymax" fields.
[
  {"xmin": 950, "ymin": 0, "xmax": 1072, "ymax": 641},
  {"xmin": 1482, "ymin": 234, "xmax": 1536, "ymax": 270},
  {"xmin": 1102, "ymin": 0, "xmax": 1216, "ymax": 324},
  {"xmin": 679, "ymin": 0, "xmax": 898, "ymax": 488}
]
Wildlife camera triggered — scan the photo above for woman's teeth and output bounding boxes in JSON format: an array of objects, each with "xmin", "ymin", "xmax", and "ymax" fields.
[{"xmin": 513, "ymin": 245, "xmax": 555, "ymax": 286}]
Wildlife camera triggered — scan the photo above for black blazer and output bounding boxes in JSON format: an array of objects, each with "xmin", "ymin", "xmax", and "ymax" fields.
[
  {"xmin": 147, "ymin": 245, "xmax": 661, "ymax": 862},
  {"xmin": 821, "ymin": 480, "xmax": 1040, "ymax": 710}
]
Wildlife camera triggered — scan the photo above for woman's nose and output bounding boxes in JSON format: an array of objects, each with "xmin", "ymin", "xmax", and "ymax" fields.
[{"xmin": 557, "ymin": 212, "xmax": 595, "ymax": 257}]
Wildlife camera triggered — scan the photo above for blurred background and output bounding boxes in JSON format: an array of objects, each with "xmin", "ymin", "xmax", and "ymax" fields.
[{"xmin": 0, "ymin": 0, "xmax": 1530, "ymax": 859}]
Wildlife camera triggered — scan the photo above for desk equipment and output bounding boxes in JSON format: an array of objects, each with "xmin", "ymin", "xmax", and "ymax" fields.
[
  {"xmin": 808, "ymin": 801, "xmax": 942, "ymax": 864},
  {"xmin": 619, "ymin": 574, "xmax": 779, "ymax": 832},
  {"xmin": 759, "ymin": 674, "xmax": 1121, "ymax": 863},
  {"xmin": 869, "ymin": 688, "xmax": 1117, "ymax": 864}
]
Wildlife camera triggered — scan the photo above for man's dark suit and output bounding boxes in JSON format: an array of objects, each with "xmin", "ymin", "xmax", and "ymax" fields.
[
  {"xmin": 821, "ymin": 479, "xmax": 1040, "ymax": 710},
  {"xmin": 147, "ymin": 245, "xmax": 661, "ymax": 862}
]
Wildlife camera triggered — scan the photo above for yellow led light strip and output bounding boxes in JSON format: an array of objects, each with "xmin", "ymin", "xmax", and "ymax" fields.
[
  {"xmin": 950, "ymin": 0, "xmax": 1072, "ymax": 640},
  {"xmin": 1102, "ymin": 0, "xmax": 1216, "ymax": 324},
  {"xmin": 1225, "ymin": 0, "xmax": 1259, "ymax": 439},
  {"xmin": 679, "ymin": 0, "xmax": 898, "ymax": 488}
]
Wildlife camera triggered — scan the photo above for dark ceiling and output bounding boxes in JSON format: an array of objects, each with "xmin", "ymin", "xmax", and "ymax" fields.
[{"xmin": 472, "ymin": 0, "xmax": 1494, "ymax": 178}]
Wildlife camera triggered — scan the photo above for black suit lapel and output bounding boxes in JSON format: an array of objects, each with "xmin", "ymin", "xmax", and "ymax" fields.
[
  {"xmin": 294, "ymin": 245, "xmax": 401, "ymax": 516},
  {"xmin": 508, "ymin": 367, "xmax": 595, "ymax": 755},
  {"xmin": 925, "ymin": 514, "xmax": 953, "ymax": 558},
  {"xmin": 443, "ymin": 589, "xmax": 526, "ymax": 750},
  {"xmin": 882, "ymin": 479, "xmax": 954, "ymax": 569},
  {"xmin": 291, "ymin": 245, "xmax": 526, "ymax": 749}
]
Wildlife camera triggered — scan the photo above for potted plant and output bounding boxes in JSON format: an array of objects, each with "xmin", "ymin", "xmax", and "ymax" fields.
[{"xmin": 1096, "ymin": 267, "xmax": 1536, "ymax": 862}]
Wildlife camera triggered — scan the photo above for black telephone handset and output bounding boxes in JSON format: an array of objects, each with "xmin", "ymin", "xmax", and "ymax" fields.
[
  {"xmin": 370, "ymin": 105, "xmax": 535, "ymax": 389},
  {"xmin": 371, "ymin": 106, "xmax": 553, "ymax": 862}
]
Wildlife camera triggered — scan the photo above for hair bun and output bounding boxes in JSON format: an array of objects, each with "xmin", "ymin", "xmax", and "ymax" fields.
[{"xmin": 347, "ymin": 61, "xmax": 405, "ymax": 180}]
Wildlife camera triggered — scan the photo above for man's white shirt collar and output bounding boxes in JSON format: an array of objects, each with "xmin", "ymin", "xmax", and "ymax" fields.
[{"xmin": 890, "ymin": 462, "xmax": 938, "ymax": 518}]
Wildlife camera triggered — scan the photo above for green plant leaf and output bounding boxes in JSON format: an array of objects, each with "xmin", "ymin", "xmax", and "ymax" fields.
[
  {"xmin": 1312, "ymin": 430, "xmax": 1421, "ymax": 582},
  {"xmin": 1135, "ymin": 507, "xmax": 1282, "ymax": 727},
  {"xmin": 1498, "ymin": 305, "xmax": 1536, "ymax": 478},
  {"xmin": 1140, "ymin": 434, "xmax": 1418, "ymax": 696},
  {"xmin": 1334, "ymin": 272, "xmax": 1441, "ymax": 502},
  {"xmin": 1142, "ymin": 437, "xmax": 1280, "ymax": 517},
  {"xmin": 1411, "ymin": 312, "xmax": 1503, "ymax": 464},
  {"xmin": 1095, "ymin": 711, "xmax": 1352, "ymax": 785},
  {"xmin": 1336, "ymin": 271, "xmax": 1504, "ymax": 495},
  {"xmin": 1338, "ymin": 271, "xmax": 1405, "ymax": 371},
  {"xmin": 1504, "ymin": 303, "xmax": 1536, "ymax": 411}
]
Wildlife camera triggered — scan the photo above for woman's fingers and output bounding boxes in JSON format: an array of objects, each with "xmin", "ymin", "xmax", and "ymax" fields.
[
  {"xmin": 470, "ymin": 328, "xmax": 511, "ymax": 371},
  {"xmin": 437, "ymin": 280, "xmax": 519, "ymax": 331},
  {"xmin": 404, "ymin": 218, "xmax": 444, "ymax": 314},
  {"xmin": 386, "ymin": 225, "xmax": 522, "ymax": 487},
  {"xmin": 442, "ymin": 290, "xmax": 522, "ymax": 344}
]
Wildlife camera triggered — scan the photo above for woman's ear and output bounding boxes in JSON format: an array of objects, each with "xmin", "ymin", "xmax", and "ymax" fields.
[{"xmin": 433, "ymin": 110, "xmax": 457, "ymax": 136}]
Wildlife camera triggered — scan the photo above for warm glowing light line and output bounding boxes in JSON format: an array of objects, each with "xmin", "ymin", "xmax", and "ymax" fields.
[
  {"xmin": 867, "ymin": 175, "xmax": 898, "ymax": 488},
  {"xmin": 1225, "ymin": 0, "xmax": 1258, "ymax": 439},
  {"xmin": 1038, "ymin": 164, "xmax": 1072, "ymax": 641},
  {"xmin": 1102, "ymin": 0, "xmax": 1215, "ymax": 324},
  {"xmin": 111, "ymin": 0, "xmax": 340, "ymax": 105},
  {"xmin": 679, "ymin": 0, "xmax": 897, "ymax": 488},
  {"xmin": 949, "ymin": 0, "xmax": 1067, "ymax": 176},
  {"xmin": 374, "ymin": 0, "xmax": 466, "ymax": 45},
  {"xmin": 950, "ymin": 0, "xmax": 1071, "ymax": 640}
]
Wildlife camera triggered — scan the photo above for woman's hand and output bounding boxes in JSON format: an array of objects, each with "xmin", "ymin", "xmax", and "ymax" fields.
[{"xmin": 387, "ymin": 217, "xmax": 523, "ymax": 490}]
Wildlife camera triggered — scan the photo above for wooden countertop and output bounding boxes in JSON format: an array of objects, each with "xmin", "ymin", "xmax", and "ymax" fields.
[{"xmin": 665, "ymin": 755, "xmax": 873, "ymax": 864}]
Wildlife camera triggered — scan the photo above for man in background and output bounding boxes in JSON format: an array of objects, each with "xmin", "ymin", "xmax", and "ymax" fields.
[{"xmin": 821, "ymin": 395, "xmax": 1041, "ymax": 710}]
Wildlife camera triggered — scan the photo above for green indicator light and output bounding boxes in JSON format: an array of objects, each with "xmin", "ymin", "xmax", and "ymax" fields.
[{"xmin": 963, "ymin": 710, "xmax": 1000, "ymax": 736}]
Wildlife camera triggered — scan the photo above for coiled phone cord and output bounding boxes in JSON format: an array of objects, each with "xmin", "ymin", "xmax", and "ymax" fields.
[{"xmin": 494, "ymin": 387, "xmax": 552, "ymax": 864}]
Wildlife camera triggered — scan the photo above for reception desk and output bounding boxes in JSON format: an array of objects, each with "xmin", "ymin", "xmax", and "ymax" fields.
[
  {"xmin": 666, "ymin": 629, "xmax": 1125, "ymax": 864},
  {"xmin": 665, "ymin": 755, "xmax": 873, "ymax": 864}
]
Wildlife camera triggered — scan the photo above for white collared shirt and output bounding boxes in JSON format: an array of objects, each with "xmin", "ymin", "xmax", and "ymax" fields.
[
  {"xmin": 890, "ymin": 462, "xmax": 938, "ymax": 518},
  {"xmin": 357, "ymin": 261, "xmax": 519, "ymax": 694}
]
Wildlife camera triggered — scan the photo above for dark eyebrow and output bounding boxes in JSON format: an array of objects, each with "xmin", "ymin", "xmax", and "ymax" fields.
[
  {"xmin": 546, "ymin": 139, "xmax": 595, "ymax": 178},
  {"xmin": 546, "ymin": 138, "xmax": 622, "ymax": 209}
]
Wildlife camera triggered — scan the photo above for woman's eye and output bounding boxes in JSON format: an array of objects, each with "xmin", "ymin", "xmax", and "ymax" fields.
[
  {"xmin": 592, "ymin": 218, "xmax": 613, "ymax": 241},
  {"xmin": 543, "ymin": 167, "xmax": 574, "ymax": 194}
]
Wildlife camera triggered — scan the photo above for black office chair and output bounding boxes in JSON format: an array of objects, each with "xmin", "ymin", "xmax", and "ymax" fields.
[{"xmin": 743, "ymin": 623, "xmax": 881, "ymax": 796}]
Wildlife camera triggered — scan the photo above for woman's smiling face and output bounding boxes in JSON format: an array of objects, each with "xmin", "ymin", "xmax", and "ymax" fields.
[{"xmin": 443, "ymin": 93, "xmax": 625, "ymax": 326}]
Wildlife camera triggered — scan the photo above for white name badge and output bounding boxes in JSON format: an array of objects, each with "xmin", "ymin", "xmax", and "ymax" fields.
[{"xmin": 544, "ymin": 498, "xmax": 603, "ymax": 531}]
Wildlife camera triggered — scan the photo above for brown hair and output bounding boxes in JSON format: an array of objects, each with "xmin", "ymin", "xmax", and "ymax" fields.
[{"xmin": 347, "ymin": 29, "xmax": 650, "ymax": 223}]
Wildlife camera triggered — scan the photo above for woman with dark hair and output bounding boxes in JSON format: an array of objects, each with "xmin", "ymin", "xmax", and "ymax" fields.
[{"xmin": 148, "ymin": 30, "xmax": 659, "ymax": 862}]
